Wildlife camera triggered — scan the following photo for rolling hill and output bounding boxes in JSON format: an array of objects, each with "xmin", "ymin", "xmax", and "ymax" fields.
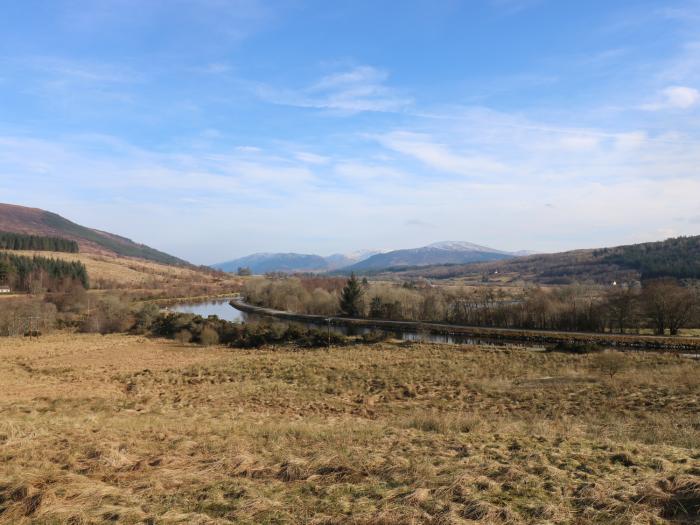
[{"xmin": 0, "ymin": 203, "xmax": 189, "ymax": 266}]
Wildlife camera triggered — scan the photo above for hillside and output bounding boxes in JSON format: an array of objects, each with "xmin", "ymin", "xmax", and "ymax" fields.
[
  {"xmin": 343, "ymin": 241, "xmax": 515, "ymax": 273},
  {"xmin": 397, "ymin": 235, "xmax": 700, "ymax": 284},
  {"xmin": 0, "ymin": 203, "xmax": 188, "ymax": 266}
]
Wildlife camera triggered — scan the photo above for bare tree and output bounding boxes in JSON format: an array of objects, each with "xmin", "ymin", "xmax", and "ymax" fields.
[{"xmin": 641, "ymin": 279, "xmax": 696, "ymax": 335}]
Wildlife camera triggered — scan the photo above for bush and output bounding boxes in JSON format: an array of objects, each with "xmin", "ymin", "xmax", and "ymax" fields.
[
  {"xmin": 361, "ymin": 329, "xmax": 390, "ymax": 344},
  {"xmin": 79, "ymin": 294, "xmax": 132, "ymax": 334},
  {"xmin": 548, "ymin": 341, "xmax": 604, "ymax": 354},
  {"xmin": 199, "ymin": 326, "xmax": 220, "ymax": 346},
  {"xmin": 132, "ymin": 303, "xmax": 161, "ymax": 334},
  {"xmin": 146, "ymin": 312, "xmax": 352, "ymax": 349},
  {"xmin": 591, "ymin": 351, "xmax": 628, "ymax": 379},
  {"xmin": 176, "ymin": 329, "xmax": 192, "ymax": 344}
]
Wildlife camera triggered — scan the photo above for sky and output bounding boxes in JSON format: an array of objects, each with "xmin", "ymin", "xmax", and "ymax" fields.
[{"xmin": 1, "ymin": 0, "xmax": 699, "ymax": 264}]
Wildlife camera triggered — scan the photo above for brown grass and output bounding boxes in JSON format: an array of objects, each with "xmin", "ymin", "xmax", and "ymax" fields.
[
  {"xmin": 0, "ymin": 334, "xmax": 698, "ymax": 524},
  {"xmin": 1, "ymin": 249, "xmax": 237, "ymax": 289},
  {"xmin": 1, "ymin": 250, "xmax": 243, "ymax": 299}
]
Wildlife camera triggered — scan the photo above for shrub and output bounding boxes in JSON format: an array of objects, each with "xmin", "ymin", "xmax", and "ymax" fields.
[
  {"xmin": 548, "ymin": 341, "xmax": 604, "ymax": 354},
  {"xmin": 591, "ymin": 351, "xmax": 628, "ymax": 379},
  {"xmin": 176, "ymin": 329, "xmax": 192, "ymax": 344},
  {"xmin": 79, "ymin": 295, "xmax": 132, "ymax": 334},
  {"xmin": 199, "ymin": 326, "xmax": 220, "ymax": 346},
  {"xmin": 132, "ymin": 303, "xmax": 161, "ymax": 334}
]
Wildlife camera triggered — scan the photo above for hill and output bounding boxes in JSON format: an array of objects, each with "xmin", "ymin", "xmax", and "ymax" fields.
[
  {"xmin": 343, "ymin": 241, "xmax": 515, "ymax": 273},
  {"xmin": 397, "ymin": 235, "xmax": 700, "ymax": 284},
  {"xmin": 0, "ymin": 203, "xmax": 188, "ymax": 266}
]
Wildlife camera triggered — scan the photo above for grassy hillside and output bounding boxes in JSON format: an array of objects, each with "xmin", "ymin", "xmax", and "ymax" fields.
[
  {"xmin": 0, "ymin": 334, "xmax": 697, "ymax": 523},
  {"xmin": 0, "ymin": 203, "xmax": 189, "ymax": 266},
  {"xmin": 1, "ymin": 250, "xmax": 228, "ymax": 290}
]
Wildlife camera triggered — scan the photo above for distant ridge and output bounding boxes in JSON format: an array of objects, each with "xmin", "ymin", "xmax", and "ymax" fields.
[
  {"xmin": 342, "ymin": 241, "xmax": 517, "ymax": 272},
  {"xmin": 214, "ymin": 243, "xmax": 529, "ymax": 274},
  {"xmin": 0, "ymin": 203, "xmax": 189, "ymax": 266},
  {"xmin": 213, "ymin": 253, "xmax": 329, "ymax": 274}
]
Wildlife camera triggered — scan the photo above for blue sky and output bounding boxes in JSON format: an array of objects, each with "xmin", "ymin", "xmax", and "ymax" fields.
[{"xmin": 1, "ymin": 0, "xmax": 699, "ymax": 264}]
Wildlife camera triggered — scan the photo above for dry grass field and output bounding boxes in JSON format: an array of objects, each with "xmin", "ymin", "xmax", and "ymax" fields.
[
  {"xmin": 0, "ymin": 250, "xmax": 239, "ymax": 290},
  {"xmin": 0, "ymin": 334, "xmax": 698, "ymax": 524}
]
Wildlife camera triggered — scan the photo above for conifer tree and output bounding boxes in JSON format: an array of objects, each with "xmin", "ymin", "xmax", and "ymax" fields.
[{"xmin": 339, "ymin": 273, "xmax": 364, "ymax": 317}]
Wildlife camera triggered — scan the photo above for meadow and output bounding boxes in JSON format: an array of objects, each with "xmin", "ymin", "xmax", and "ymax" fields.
[{"xmin": 0, "ymin": 333, "xmax": 698, "ymax": 524}]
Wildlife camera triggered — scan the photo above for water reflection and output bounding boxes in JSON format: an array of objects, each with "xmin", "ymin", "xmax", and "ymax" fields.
[{"xmin": 169, "ymin": 299, "xmax": 244, "ymax": 322}]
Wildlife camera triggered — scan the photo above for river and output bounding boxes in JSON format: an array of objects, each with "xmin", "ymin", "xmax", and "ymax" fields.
[
  {"xmin": 169, "ymin": 298, "xmax": 245, "ymax": 322},
  {"xmin": 168, "ymin": 298, "xmax": 538, "ymax": 347}
]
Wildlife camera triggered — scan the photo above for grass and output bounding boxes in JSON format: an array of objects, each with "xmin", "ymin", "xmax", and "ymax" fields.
[
  {"xmin": 0, "ymin": 333, "xmax": 698, "ymax": 524},
  {"xmin": 1, "ymin": 249, "xmax": 241, "ymax": 290}
]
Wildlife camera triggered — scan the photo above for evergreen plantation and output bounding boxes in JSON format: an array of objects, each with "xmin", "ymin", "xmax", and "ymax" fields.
[
  {"xmin": 0, "ymin": 231, "xmax": 79, "ymax": 253},
  {"xmin": 0, "ymin": 253, "xmax": 88, "ymax": 292},
  {"xmin": 596, "ymin": 235, "xmax": 700, "ymax": 280}
]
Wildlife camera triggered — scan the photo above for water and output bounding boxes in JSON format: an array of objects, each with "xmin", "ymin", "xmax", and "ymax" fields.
[
  {"xmin": 245, "ymin": 314, "xmax": 538, "ymax": 348},
  {"xmin": 168, "ymin": 300, "xmax": 520, "ymax": 346},
  {"xmin": 169, "ymin": 298, "xmax": 244, "ymax": 322}
]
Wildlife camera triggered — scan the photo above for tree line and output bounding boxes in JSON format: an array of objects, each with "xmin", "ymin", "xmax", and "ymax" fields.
[
  {"xmin": 0, "ymin": 253, "xmax": 89, "ymax": 293},
  {"xmin": 244, "ymin": 275, "xmax": 699, "ymax": 336},
  {"xmin": 0, "ymin": 231, "xmax": 79, "ymax": 253}
]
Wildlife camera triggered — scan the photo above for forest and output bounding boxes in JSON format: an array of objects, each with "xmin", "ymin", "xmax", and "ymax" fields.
[
  {"xmin": 0, "ymin": 253, "xmax": 89, "ymax": 292},
  {"xmin": 596, "ymin": 235, "xmax": 700, "ymax": 279},
  {"xmin": 0, "ymin": 231, "xmax": 79, "ymax": 253}
]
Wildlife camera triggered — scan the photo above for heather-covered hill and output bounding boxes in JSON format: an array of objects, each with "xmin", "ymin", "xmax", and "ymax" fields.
[{"xmin": 0, "ymin": 203, "xmax": 189, "ymax": 266}]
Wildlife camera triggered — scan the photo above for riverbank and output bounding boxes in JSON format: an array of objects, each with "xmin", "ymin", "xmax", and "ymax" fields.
[{"xmin": 232, "ymin": 299, "xmax": 700, "ymax": 352}]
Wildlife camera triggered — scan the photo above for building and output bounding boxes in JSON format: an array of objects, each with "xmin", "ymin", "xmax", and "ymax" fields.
[{"xmin": 0, "ymin": 287, "xmax": 11, "ymax": 294}]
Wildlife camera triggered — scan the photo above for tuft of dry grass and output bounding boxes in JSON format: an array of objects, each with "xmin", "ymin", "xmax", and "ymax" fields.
[{"xmin": 0, "ymin": 333, "xmax": 698, "ymax": 523}]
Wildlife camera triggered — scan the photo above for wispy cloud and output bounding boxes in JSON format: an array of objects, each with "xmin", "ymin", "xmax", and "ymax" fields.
[
  {"xmin": 256, "ymin": 66, "xmax": 412, "ymax": 114},
  {"xmin": 376, "ymin": 131, "xmax": 506, "ymax": 176}
]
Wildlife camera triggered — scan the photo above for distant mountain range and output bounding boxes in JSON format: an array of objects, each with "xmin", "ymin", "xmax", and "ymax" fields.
[
  {"xmin": 0, "ymin": 203, "xmax": 189, "ymax": 266},
  {"xmin": 213, "ymin": 253, "xmax": 330, "ymax": 274},
  {"xmin": 212, "ymin": 250, "xmax": 383, "ymax": 274},
  {"xmin": 213, "ymin": 241, "xmax": 529, "ymax": 274},
  {"xmin": 343, "ymin": 241, "xmax": 517, "ymax": 272}
]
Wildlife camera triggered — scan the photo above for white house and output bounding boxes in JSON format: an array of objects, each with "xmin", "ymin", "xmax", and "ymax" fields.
[{"xmin": 0, "ymin": 287, "xmax": 11, "ymax": 294}]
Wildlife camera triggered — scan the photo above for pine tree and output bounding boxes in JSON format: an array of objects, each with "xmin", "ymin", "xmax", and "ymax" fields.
[{"xmin": 339, "ymin": 273, "xmax": 364, "ymax": 317}]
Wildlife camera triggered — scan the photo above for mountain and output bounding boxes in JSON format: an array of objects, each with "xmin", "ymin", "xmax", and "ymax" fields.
[
  {"xmin": 215, "ymin": 249, "xmax": 383, "ymax": 274},
  {"xmin": 395, "ymin": 235, "xmax": 700, "ymax": 284},
  {"xmin": 0, "ymin": 203, "xmax": 189, "ymax": 266},
  {"xmin": 324, "ymin": 250, "xmax": 386, "ymax": 270},
  {"xmin": 343, "ymin": 241, "xmax": 516, "ymax": 272},
  {"xmin": 213, "ymin": 253, "xmax": 329, "ymax": 274}
]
